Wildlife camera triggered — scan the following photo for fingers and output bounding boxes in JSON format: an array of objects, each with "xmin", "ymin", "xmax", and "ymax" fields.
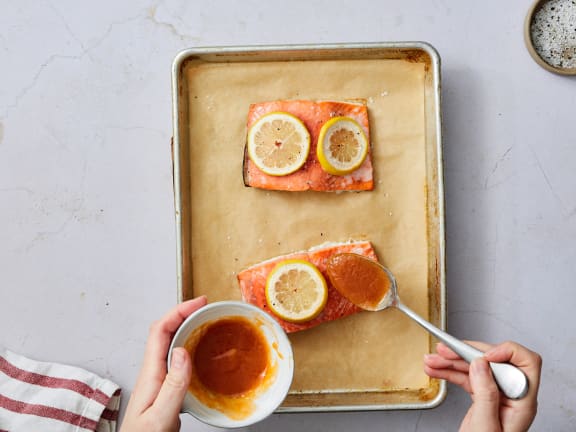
[
  {"xmin": 423, "ymin": 341, "xmax": 496, "ymax": 397},
  {"xmin": 484, "ymin": 341, "xmax": 542, "ymax": 372},
  {"xmin": 435, "ymin": 341, "xmax": 494, "ymax": 360},
  {"xmin": 484, "ymin": 341, "xmax": 542, "ymax": 402},
  {"xmin": 423, "ymin": 345, "xmax": 473, "ymax": 394},
  {"xmin": 144, "ymin": 296, "xmax": 207, "ymax": 372},
  {"xmin": 131, "ymin": 296, "xmax": 207, "ymax": 412},
  {"xmin": 149, "ymin": 347, "xmax": 192, "ymax": 421},
  {"xmin": 424, "ymin": 353, "xmax": 470, "ymax": 373},
  {"xmin": 467, "ymin": 358, "xmax": 501, "ymax": 428},
  {"xmin": 431, "ymin": 340, "xmax": 541, "ymax": 404},
  {"xmin": 423, "ymin": 363, "xmax": 472, "ymax": 394}
]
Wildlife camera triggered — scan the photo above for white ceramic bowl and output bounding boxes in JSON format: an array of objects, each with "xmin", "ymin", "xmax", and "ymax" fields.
[{"xmin": 167, "ymin": 301, "xmax": 294, "ymax": 428}]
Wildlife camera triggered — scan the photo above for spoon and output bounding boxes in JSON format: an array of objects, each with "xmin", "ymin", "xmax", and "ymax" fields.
[{"xmin": 326, "ymin": 253, "xmax": 529, "ymax": 400}]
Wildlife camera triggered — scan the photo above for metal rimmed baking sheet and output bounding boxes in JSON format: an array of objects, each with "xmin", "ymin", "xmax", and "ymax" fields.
[{"xmin": 171, "ymin": 42, "xmax": 446, "ymax": 411}]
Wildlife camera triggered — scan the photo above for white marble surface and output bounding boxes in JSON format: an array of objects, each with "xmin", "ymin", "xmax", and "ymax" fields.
[{"xmin": 1, "ymin": 0, "xmax": 575, "ymax": 430}]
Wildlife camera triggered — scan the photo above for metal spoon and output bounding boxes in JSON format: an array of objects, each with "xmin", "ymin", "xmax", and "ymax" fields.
[{"xmin": 327, "ymin": 254, "xmax": 529, "ymax": 400}]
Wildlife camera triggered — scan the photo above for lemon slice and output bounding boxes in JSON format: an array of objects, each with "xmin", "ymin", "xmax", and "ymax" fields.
[
  {"xmin": 317, "ymin": 116, "xmax": 368, "ymax": 175},
  {"xmin": 265, "ymin": 259, "xmax": 328, "ymax": 323},
  {"xmin": 247, "ymin": 112, "xmax": 311, "ymax": 176}
]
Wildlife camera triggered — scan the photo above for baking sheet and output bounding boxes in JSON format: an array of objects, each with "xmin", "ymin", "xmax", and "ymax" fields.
[{"xmin": 172, "ymin": 43, "xmax": 446, "ymax": 411}]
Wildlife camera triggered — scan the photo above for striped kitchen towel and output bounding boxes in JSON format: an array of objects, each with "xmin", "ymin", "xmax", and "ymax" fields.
[{"xmin": 0, "ymin": 348, "xmax": 121, "ymax": 432}]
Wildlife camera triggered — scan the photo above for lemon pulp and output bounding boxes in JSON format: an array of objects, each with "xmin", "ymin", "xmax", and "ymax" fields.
[
  {"xmin": 265, "ymin": 259, "xmax": 328, "ymax": 323},
  {"xmin": 247, "ymin": 112, "xmax": 311, "ymax": 176}
]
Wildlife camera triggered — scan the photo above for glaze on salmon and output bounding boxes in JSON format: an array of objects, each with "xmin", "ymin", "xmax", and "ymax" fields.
[
  {"xmin": 237, "ymin": 241, "xmax": 378, "ymax": 333},
  {"xmin": 243, "ymin": 100, "xmax": 374, "ymax": 192}
]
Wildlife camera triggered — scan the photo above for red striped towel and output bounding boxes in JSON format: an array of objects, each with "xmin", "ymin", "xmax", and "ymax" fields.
[{"xmin": 0, "ymin": 348, "xmax": 121, "ymax": 432}]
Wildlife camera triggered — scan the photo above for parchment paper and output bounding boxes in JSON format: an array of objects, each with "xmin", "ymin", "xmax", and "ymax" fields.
[{"xmin": 183, "ymin": 58, "xmax": 430, "ymax": 393}]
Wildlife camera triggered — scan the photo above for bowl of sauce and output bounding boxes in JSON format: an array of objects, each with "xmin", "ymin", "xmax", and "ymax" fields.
[{"xmin": 168, "ymin": 301, "xmax": 294, "ymax": 428}]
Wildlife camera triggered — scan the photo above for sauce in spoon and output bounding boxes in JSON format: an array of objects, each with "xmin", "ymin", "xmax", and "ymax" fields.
[{"xmin": 326, "ymin": 253, "xmax": 391, "ymax": 310}]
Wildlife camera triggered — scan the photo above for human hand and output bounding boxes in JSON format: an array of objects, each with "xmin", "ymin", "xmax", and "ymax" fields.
[
  {"xmin": 120, "ymin": 296, "xmax": 207, "ymax": 432},
  {"xmin": 424, "ymin": 341, "xmax": 542, "ymax": 432}
]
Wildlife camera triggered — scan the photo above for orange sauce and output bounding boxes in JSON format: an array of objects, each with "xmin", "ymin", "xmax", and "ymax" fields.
[
  {"xmin": 184, "ymin": 316, "xmax": 276, "ymax": 420},
  {"xmin": 326, "ymin": 253, "xmax": 391, "ymax": 310}
]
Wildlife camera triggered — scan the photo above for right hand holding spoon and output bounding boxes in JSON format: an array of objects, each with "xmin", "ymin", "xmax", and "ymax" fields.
[{"xmin": 424, "ymin": 340, "xmax": 542, "ymax": 432}]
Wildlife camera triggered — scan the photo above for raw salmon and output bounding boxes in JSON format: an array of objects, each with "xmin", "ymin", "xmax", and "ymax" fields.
[
  {"xmin": 237, "ymin": 241, "xmax": 378, "ymax": 333},
  {"xmin": 243, "ymin": 100, "xmax": 374, "ymax": 192}
]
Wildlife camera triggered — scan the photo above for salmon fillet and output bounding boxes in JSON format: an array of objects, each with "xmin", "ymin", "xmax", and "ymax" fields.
[
  {"xmin": 237, "ymin": 241, "xmax": 378, "ymax": 333},
  {"xmin": 243, "ymin": 100, "xmax": 374, "ymax": 192}
]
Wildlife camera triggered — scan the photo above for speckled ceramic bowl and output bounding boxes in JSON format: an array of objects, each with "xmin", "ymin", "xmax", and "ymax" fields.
[
  {"xmin": 167, "ymin": 301, "xmax": 294, "ymax": 428},
  {"xmin": 524, "ymin": 0, "xmax": 576, "ymax": 75}
]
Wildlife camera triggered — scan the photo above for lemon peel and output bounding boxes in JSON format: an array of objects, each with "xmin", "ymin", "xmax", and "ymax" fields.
[{"xmin": 317, "ymin": 116, "xmax": 368, "ymax": 175}]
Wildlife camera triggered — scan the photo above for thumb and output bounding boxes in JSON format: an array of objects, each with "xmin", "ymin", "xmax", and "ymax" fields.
[
  {"xmin": 150, "ymin": 347, "xmax": 191, "ymax": 420},
  {"xmin": 468, "ymin": 358, "xmax": 501, "ymax": 426}
]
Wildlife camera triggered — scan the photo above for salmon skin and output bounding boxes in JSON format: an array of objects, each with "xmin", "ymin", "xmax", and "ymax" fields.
[
  {"xmin": 237, "ymin": 241, "xmax": 378, "ymax": 333},
  {"xmin": 243, "ymin": 100, "xmax": 374, "ymax": 192}
]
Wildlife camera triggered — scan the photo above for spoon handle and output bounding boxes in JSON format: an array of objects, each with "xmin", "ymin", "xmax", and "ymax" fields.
[{"xmin": 395, "ymin": 301, "xmax": 528, "ymax": 400}]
